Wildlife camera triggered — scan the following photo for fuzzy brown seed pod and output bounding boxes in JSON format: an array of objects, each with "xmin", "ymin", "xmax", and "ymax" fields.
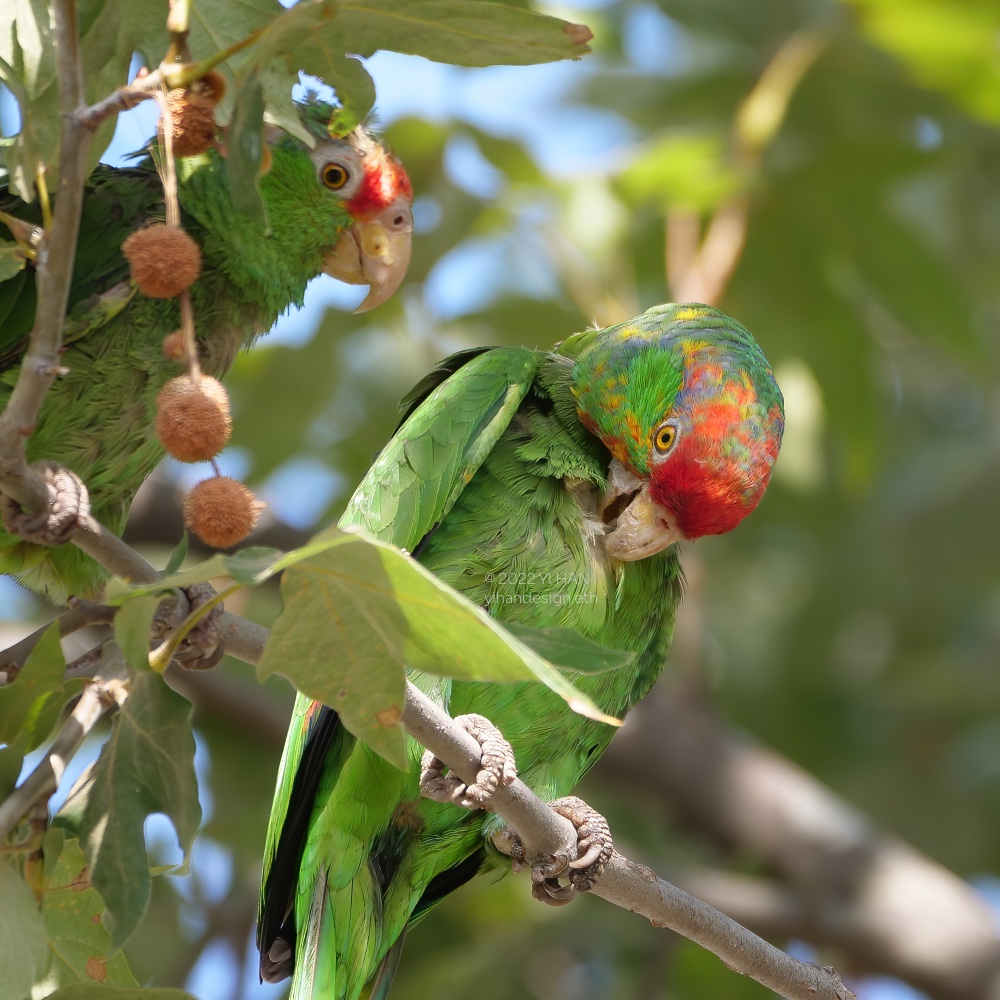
[
  {"xmin": 155, "ymin": 374, "xmax": 231, "ymax": 462},
  {"xmin": 161, "ymin": 330, "xmax": 186, "ymax": 362},
  {"xmin": 157, "ymin": 72, "xmax": 226, "ymax": 158},
  {"xmin": 192, "ymin": 71, "xmax": 227, "ymax": 105},
  {"xmin": 184, "ymin": 476, "xmax": 264, "ymax": 549},
  {"xmin": 122, "ymin": 224, "xmax": 202, "ymax": 299}
]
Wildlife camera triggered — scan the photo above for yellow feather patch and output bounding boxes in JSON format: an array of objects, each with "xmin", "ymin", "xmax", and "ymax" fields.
[{"xmin": 674, "ymin": 306, "xmax": 706, "ymax": 322}]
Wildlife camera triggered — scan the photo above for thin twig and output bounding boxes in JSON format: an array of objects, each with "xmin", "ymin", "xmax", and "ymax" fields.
[
  {"xmin": 74, "ymin": 29, "xmax": 264, "ymax": 133},
  {"xmin": 665, "ymin": 27, "xmax": 828, "ymax": 306},
  {"xmin": 0, "ymin": 0, "xmax": 89, "ymax": 516},
  {"xmin": 70, "ymin": 515, "xmax": 161, "ymax": 583},
  {"xmin": 0, "ymin": 600, "xmax": 114, "ymax": 676},
  {"xmin": 0, "ymin": 642, "xmax": 128, "ymax": 841}
]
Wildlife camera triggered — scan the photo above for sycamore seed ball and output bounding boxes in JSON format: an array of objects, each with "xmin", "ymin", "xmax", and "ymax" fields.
[
  {"xmin": 184, "ymin": 476, "xmax": 264, "ymax": 549},
  {"xmin": 122, "ymin": 224, "xmax": 202, "ymax": 299},
  {"xmin": 162, "ymin": 330, "xmax": 185, "ymax": 361},
  {"xmin": 157, "ymin": 71, "xmax": 226, "ymax": 158},
  {"xmin": 156, "ymin": 374, "xmax": 231, "ymax": 463}
]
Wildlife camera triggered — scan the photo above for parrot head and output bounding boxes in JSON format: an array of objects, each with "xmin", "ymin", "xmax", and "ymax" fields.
[
  {"xmin": 567, "ymin": 303, "xmax": 784, "ymax": 561},
  {"xmin": 265, "ymin": 108, "xmax": 413, "ymax": 311},
  {"xmin": 313, "ymin": 127, "xmax": 413, "ymax": 312}
]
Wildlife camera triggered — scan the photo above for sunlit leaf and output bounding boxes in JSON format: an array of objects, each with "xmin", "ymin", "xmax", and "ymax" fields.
[
  {"xmin": 259, "ymin": 527, "xmax": 618, "ymax": 768},
  {"xmin": 42, "ymin": 835, "xmax": 138, "ymax": 990}
]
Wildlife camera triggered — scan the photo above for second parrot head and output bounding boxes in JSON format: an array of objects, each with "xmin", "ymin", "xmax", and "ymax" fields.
[
  {"xmin": 566, "ymin": 303, "xmax": 785, "ymax": 561},
  {"xmin": 262, "ymin": 106, "xmax": 413, "ymax": 312}
]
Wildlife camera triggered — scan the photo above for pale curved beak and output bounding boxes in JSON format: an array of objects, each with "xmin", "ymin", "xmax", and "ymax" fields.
[
  {"xmin": 323, "ymin": 196, "xmax": 413, "ymax": 313},
  {"xmin": 600, "ymin": 459, "xmax": 684, "ymax": 562}
]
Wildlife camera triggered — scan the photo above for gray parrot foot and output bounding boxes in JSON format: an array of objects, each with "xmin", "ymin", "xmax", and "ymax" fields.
[
  {"xmin": 419, "ymin": 713, "xmax": 517, "ymax": 810},
  {"xmin": 0, "ymin": 461, "xmax": 90, "ymax": 547},
  {"xmin": 152, "ymin": 580, "xmax": 225, "ymax": 670},
  {"xmin": 494, "ymin": 795, "xmax": 614, "ymax": 907}
]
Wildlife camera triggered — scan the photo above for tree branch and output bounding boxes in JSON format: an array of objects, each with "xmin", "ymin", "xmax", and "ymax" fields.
[
  {"xmin": 0, "ymin": 641, "xmax": 128, "ymax": 841},
  {"xmin": 398, "ymin": 681, "xmax": 854, "ymax": 1000},
  {"xmin": 598, "ymin": 682, "xmax": 1000, "ymax": 1000},
  {"xmin": 0, "ymin": 0, "xmax": 89, "ymax": 516}
]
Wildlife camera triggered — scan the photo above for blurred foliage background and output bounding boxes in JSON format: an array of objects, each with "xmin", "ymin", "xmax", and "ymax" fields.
[{"xmin": 4, "ymin": 0, "xmax": 1000, "ymax": 997}]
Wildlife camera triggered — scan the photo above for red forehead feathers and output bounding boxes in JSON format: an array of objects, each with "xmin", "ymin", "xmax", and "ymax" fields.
[{"xmin": 345, "ymin": 146, "xmax": 412, "ymax": 220}]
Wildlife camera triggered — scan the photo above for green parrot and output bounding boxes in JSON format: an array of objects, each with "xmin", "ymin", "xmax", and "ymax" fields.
[
  {"xmin": 258, "ymin": 302, "xmax": 785, "ymax": 999},
  {"xmin": 0, "ymin": 102, "xmax": 413, "ymax": 603}
]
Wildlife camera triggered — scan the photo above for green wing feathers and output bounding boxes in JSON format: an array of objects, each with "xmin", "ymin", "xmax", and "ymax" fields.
[
  {"xmin": 258, "ymin": 347, "xmax": 542, "ymax": 995},
  {"xmin": 340, "ymin": 347, "xmax": 540, "ymax": 548}
]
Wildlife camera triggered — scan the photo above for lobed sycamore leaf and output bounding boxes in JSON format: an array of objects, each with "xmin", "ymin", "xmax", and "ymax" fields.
[
  {"xmin": 54, "ymin": 673, "xmax": 201, "ymax": 950},
  {"xmin": 258, "ymin": 527, "xmax": 618, "ymax": 770}
]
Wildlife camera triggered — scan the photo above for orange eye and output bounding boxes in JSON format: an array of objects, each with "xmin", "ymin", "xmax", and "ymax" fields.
[
  {"xmin": 322, "ymin": 163, "xmax": 349, "ymax": 189},
  {"xmin": 654, "ymin": 424, "xmax": 676, "ymax": 453}
]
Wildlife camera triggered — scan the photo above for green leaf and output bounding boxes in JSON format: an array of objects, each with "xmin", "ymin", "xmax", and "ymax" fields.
[
  {"xmin": 617, "ymin": 131, "xmax": 742, "ymax": 212},
  {"xmin": 112, "ymin": 596, "xmax": 159, "ymax": 673},
  {"xmin": 44, "ymin": 987, "xmax": 196, "ymax": 1000},
  {"xmin": 0, "ymin": 623, "xmax": 80, "ymax": 753},
  {"xmin": 334, "ymin": 0, "xmax": 593, "ymax": 67},
  {"xmin": 162, "ymin": 535, "xmax": 189, "ymax": 577},
  {"xmin": 227, "ymin": 71, "xmax": 267, "ymax": 223},
  {"xmin": 847, "ymin": 0, "xmax": 1000, "ymax": 124},
  {"xmin": 0, "ymin": 0, "xmax": 165, "ymax": 198},
  {"xmin": 0, "ymin": 240, "xmax": 26, "ymax": 280},
  {"xmin": 42, "ymin": 836, "xmax": 138, "ymax": 990},
  {"xmin": 54, "ymin": 673, "xmax": 201, "ymax": 950},
  {"xmin": 258, "ymin": 527, "xmax": 618, "ymax": 769},
  {"xmin": 503, "ymin": 624, "xmax": 635, "ymax": 674},
  {"xmin": 188, "ymin": 0, "xmax": 590, "ymax": 146},
  {"xmin": 238, "ymin": 1, "xmax": 379, "ymax": 141},
  {"xmin": 0, "ymin": 859, "xmax": 49, "ymax": 1000}
]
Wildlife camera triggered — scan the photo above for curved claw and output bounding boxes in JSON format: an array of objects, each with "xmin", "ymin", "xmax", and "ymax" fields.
[
  {"xmin": 532, "ymin": 878, "xmax": 578, "ymax": 907},
  {"xmin": 569, "ymin": 842, "xmax": 605, "ymax": 870}
]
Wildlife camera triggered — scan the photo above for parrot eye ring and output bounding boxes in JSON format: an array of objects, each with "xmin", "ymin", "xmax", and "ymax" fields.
[
  {"xmin": 653, "ymin": 423, "xmax": 677, "ymax": 453},
  {"xmin": 322, "ymin": 163, "xmax": 350, "ymax": 189}
]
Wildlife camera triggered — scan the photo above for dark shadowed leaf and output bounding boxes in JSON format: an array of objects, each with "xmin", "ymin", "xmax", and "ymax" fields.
[
  {"xmin": 0, "ymin": 623, "xmax": 80, "ymax": 753},
  {"xmin": 227, "ymin": 71, "xmax": 267, "ymax": 223},
  {"xmin": 503, "ymin": 624, "xmax": 635, "ymax": 674}
]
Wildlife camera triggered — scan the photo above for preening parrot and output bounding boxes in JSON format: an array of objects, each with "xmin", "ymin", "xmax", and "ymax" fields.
[
  {"xmin": 0, "ymin": 102, "xmax": 413, "ymax": 603},
  {"xmin": 258, "ymin": 303, "xmax": 785, "ymax": 999}
]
